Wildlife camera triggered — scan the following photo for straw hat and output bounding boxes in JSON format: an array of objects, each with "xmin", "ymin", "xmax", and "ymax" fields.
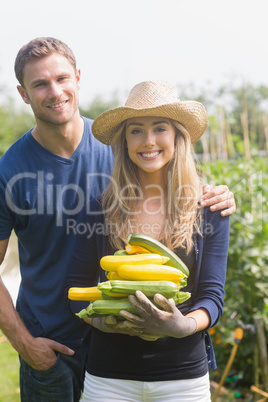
[{"xmin": 92, "ymin": 80, "xmax": 208, "ymax": 145}]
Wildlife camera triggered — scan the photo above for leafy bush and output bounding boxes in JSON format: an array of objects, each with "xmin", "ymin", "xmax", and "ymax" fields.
[
  {"xmin": 0, "ymin": 99, "xmax": 35, "ymax": 157},
  {"xmin": 202, "ymin": 157, "xmax": 268, "ymax": 386}
]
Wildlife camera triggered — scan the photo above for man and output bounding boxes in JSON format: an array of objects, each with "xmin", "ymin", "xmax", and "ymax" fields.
[{"xmin": 0, "ymin": 37, "xmax": 235, "ymax": 401}]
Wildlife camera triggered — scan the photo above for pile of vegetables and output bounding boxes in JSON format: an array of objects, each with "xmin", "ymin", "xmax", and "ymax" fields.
[{"xmin": 68, "ymin": 233, "xmax": 190, "ymax": 319}]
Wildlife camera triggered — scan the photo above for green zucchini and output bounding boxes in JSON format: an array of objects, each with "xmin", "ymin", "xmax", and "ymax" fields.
[
  {"xmin": 98, "ymin": 280, "xmax": 179, "ymax": 299},
  {"xmin": 173, "ymin": 291, "xmax": 191, "ymax": 304},
  {"xmin": 114, "ymin": 249, "xmax": 128, "ymax": 255},
  {"xmin": 76, "ymin": 298, "xmax": 136, "ymax": 318},
  {"xmin": 127, "ymin": 233, "xmax": 189, "ymax": 277}
]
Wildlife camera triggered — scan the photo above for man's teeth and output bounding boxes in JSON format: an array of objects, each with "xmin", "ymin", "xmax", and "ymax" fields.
[
  {"xmin": 141, "ymin": 151, "xmax": 160, "ymax": 158},
  {"xmin": 50, "ymin": 101, "xmax": 66, "ymax": 108}
]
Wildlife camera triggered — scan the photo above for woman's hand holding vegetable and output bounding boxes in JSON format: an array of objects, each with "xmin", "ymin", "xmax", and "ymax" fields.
[
  {"xmin": 120, "ymin": 291, "xmax": 201, "ymax": 338},
  {"xmin": 84, "ymin": 315, "xmax": 154, "ymax": 339}
]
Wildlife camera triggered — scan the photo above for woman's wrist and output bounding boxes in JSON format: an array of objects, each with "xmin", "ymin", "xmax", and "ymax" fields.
[{"xmin": 186, "ymin": 316, "xmax": 198, "ymax": 335}]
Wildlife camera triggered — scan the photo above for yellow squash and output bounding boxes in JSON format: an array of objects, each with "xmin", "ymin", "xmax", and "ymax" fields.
[
  {"xmin": 100, "ymin": 254, "xmax": 169, "ymax": 272},
  {"xmin": 117, "ymin": 264, "xmax": 185, "ymax": 282},
  {"xmin": 125, "ymin": 244, "xmax": 151, "ymax": 254},
  {"xmin": 106, "ymin": 271, "xmax": 125, "ymax": 281},
  {"xmin": 68, "ymin": 286, "xmax": 104, "ymax": 301}
]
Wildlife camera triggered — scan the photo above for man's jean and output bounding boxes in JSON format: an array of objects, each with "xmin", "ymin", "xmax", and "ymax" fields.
[{"xmin": 19, "ymin": 349, "xmax": 84, "ymax": 402}]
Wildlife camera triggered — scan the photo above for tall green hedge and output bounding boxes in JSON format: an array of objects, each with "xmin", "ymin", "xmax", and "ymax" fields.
[{"xmin": 202, "ymin": 157, "xmax": 268, "ymax": 386}]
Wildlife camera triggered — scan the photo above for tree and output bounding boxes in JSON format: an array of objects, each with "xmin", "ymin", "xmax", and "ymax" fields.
[
  {"xmin": 79, "ymin": 94, "xmax": 120, "ymax": 120},
  {"xmin": 0, "ymin": 97, "xmax": 35, "ymax": 157}
]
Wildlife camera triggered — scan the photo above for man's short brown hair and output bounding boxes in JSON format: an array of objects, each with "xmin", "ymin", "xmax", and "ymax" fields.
[{"xmin": 14, "ymin": 37, "xmax": 77, "ymax": 86}]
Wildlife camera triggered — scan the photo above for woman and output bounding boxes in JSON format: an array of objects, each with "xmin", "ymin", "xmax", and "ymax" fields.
[{"xmin": 67, "ymin": 81, "xmax": 229, "ymax": 401}]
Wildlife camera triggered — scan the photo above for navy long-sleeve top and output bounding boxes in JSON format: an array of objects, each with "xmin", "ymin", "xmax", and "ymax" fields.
[{"xmin": 66, "ymin": 199, "xmax": 229, "ymax": 380}]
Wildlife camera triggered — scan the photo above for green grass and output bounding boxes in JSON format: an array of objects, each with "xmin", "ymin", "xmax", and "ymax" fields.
[{"xmin": 0, "ymin": 333, "xmax": 20, "ymax": 402}]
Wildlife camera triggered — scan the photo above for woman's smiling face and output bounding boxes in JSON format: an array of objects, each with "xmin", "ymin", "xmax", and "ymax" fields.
[{"xmin": 125, "ymin": 116, "xmax": 176, "ymax": 175}]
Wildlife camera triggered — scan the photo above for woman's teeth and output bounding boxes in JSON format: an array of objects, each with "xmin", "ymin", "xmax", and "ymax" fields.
[{"xmin": 141, "ymin": 151, "xmax": 160, "ymax": 158}]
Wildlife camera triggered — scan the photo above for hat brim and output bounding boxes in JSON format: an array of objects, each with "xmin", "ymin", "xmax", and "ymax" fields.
[{"xmin": 92, "ymin": 100, "xmax": 208, "ymax": 145}]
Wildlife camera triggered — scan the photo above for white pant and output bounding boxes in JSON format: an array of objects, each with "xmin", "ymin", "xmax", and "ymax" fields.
[{"xmin": 81, "ymin": 371, "xmax": 211, "ymax": 402}]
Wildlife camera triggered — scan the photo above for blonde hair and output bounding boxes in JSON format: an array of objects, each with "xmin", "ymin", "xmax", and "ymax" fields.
[{"xmin": 102, "ymin": 119, "xmax": 202, "ymax": 253}]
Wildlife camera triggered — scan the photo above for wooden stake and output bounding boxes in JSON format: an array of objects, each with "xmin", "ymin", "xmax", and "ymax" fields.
[
  {"xmin": 254, "ymin": 316, "xmax": 268, "ymax": 393},
  {"xmin": 250, "ymin": 385, "xmax": 268, "ymax": 401},
  {"xmin": 201, "ymin": 131, "xmax": 210, "ymax": 162},
  {"xmin": 263, "ymin": 115, "xmax": 268, "ymax": 153},
  {"xmin": 219, "ymin": 108, "xmax": 228, "ymax": 160},
  {"xmin": 240, "ymin": 87, "xmax": 251, "ymax": 160},
  {"xmin": 225, "ymin": 114, "xmax": 235, "ymax": 159},
  {"xmin": 241, "ymin": 110, "xmax": 251, "ymax": 160},
  {"xmin": 210, "ymin": 129, "xmax": 217, "ymax": 162}
]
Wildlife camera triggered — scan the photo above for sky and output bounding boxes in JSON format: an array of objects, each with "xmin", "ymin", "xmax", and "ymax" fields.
[{"xmin": 0, "ymin": 0, "xmax": 267, "ymax": 108}]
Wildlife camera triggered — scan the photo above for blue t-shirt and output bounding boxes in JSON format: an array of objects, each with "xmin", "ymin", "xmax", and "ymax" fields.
[{"xmin": 0, "ymin": 117, "xmax": 114, "ymax": 347}]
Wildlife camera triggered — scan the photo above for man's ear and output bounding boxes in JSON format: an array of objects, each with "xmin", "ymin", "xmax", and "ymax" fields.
[
  {"xmin": 76, "ymin": 69, "xmax": 81, "ymax": 90},
  {"xmin": 17, "ymin": 85, "xmax": 30, "ymax": 105}
]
